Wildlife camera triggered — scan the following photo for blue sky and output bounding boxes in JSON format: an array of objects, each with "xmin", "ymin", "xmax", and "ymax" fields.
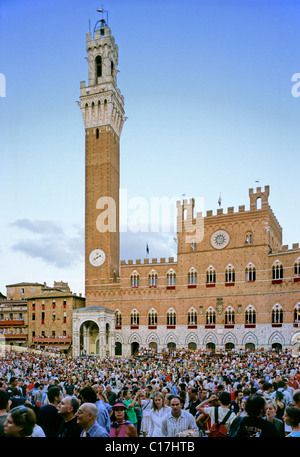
[{"xmin": 1, "ymin": 0, "xmax": 300, "ymax": 297}]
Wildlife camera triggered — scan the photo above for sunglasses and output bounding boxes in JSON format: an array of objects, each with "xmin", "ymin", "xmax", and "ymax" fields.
[{"xmin": 12, "ymin": 405, "xmax": 28, "ymax": 414}]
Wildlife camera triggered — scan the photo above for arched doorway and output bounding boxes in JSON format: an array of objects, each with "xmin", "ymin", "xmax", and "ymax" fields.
[
  {"xmin": 72, "ymin": 306, "xmax": 116, "ymax": 357},
  {"xmin": 131, "ymin": 341, "xmax": 139, "ymax": 355},
  {"xmin": 115, "ymin": 341, "xmax": 122, "ymax": 356},
  {"xmin": 80, "ymin": 320, "xmax": 100, "ymax": 355},
  {"xmin": 271, "ymin": 343, "xmax": 282, "ymax": 351},
  {"xmin": 225, "ymin": 342, "xmax": 235, "ymax": 351},
  {"xmin": 245, "ymin": 342, "xmax": 255, "ymax": 351},
  {"xmin": 149, "ymin": 342, "xmax": 157, "ymax": 352},
  {"xmin": 188, "ymin": 342, "xmax": 197, "ymax": 351},
  {"xmin": 167, "ymin": 342, "xmax": 176, "ymax": 351},
  {"xmin": 206, "ymin": 342, "xmax": 215, "ymax": 352}
]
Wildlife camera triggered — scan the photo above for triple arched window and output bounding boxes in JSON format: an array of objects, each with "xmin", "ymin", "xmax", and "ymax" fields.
[
  {"xmin": 131, "ymin": 271, "xmax": 140, "ymax": 288},
  {"xmin": 167, "ymin": 269, "xmax": 176, "ymax": 287},
  {"xmin": 225, "ymin": 306, "xmax": 235, "ymax": 324},
  {"xmin": 272, "ymin": 261, "xmax": 283, "ymax": 280},
  {"xmin": 188, "ymin": 308, "xmax": 197, "ymax": 325},
  {"xmin": 225, "ymin": 265, "xmax": 235, "ymax": 284},
  {"xmin": 206, "ymin": 266, "xmax": 216, "ymax": 284},
  {"xmin": 245, "ymin": 305, "xmax": 256, "ymax": 324},
  {"xmin": 148, "ymin": 270, "xmax": 158, "ymax": 287},
  {"xmin": 206, "ymin": 307, "xmax": 216, "ymax": 325},
  {"xmin": 245, "ymin": 263, "xmax": 256, "ymax": 282},
  {"xmin": 167, "ymin": 308, "xmax": 176, "ymax": 325},
  {"xmin": 148, "ymin": 308, "xmax": 158, "ymax": 325},
  {"xmin": 272, "ymin": 304, "xmax": 283, "ymax": 324},
  {"xmin": 188, "ymin": 268, "xmax": 197, "ymax": 285},
  {"xmin": 130, "ymin": 309, "xmax": 140, "ymax": 326},
  {"xmin": 115, "ymin": 310, "xmax": 122, "ymax": 326}
]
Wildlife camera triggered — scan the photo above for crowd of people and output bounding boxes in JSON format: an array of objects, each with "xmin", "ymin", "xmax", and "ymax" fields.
[{"xmin": 0, "ymin": 346, "xmax": 300, "ymax": 438}]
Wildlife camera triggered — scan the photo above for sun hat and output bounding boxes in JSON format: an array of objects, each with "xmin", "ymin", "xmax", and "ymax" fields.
[{"xmin": 112, "ymin": 402, "xmax": 126, "ymax": 409}]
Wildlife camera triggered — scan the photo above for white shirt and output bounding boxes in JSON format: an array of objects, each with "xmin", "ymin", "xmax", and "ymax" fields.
[
  {"xmin": 161, "ymin": 409, "xmax": 198, "ymax": 437},
  {"xmin": 203, "ymin": 406, "xmax": 236, "ymax": 432}
]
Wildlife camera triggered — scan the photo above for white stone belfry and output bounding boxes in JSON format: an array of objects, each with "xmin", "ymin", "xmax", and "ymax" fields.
[{"xmin": 79, "ymin": 23, "xmax": 125, "ymax": 136}]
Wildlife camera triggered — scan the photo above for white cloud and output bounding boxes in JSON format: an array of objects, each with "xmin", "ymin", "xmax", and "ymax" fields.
[{"xmin": 10, "ymin": 219, "xmax": 84, "ymax": 269}]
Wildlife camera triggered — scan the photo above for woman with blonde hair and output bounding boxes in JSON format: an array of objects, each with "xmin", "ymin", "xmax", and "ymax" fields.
[
  {"xmin": 147, "ymin": 391, "xmax": 171, "ymax": 437},
  {"xmin": 265, "ymin": 401, "xmax": 285, "ymax": 437}
]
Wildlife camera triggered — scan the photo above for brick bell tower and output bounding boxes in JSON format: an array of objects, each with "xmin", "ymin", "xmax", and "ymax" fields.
[{"xmin": 79, "ymin": 16, "xmax": 125, "ymax": 304}]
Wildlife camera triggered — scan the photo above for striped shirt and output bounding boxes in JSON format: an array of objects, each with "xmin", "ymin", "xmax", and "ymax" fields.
[
  {"xmin": 161, "ymin": 409, "xmax": 198, "ymax": 437},
  {"xmin": 81, "ymin": 422, "xmax": 109, "ymax": 437}
]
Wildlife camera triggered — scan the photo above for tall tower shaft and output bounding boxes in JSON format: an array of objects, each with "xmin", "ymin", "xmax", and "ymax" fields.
[{"xmin": 80, "ymin": 21, "xmax": 125, "ymax": 303}]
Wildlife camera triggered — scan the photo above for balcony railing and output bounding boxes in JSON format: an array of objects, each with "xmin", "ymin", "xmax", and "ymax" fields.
[
  {"xmin": 0, "ymin": 319, "xmax": 25, "ymax": 326},
  {"xmin": 32, "ymin": 336, "xmax": 72, "ymax": 343}
]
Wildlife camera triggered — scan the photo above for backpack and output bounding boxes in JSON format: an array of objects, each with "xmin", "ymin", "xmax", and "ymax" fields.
[{"xmin": 209, "ymin": 407, "xmax": 232, "ymax": 437}]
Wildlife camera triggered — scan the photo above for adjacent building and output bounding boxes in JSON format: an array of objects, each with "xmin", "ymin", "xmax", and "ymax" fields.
[{"xmin": 1, "ymin": 282, "xmax": 84, "ymax": 353}]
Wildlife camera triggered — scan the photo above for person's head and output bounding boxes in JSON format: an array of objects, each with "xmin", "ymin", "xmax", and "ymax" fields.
[
  {"xmin": 165, "ymin": 394, "xmax": 173, "ymax": 406},
  {"xmin": 152, "ymin": 392, "xmax": 165, "ymax": 410},
  {"xmin": 4, "ymin": 405, "xmax": 36, "ymax": 437},
  {"xmin": 200, "ymin": 389, "xmax": 208, "ymax": 400},
  {"xmin": 79, "ymin": 386, "xmax": 97, "ymax": 404},
  {"xmin": 262, "ymin": 382, "xmax": 272, "ymax": 392},
  {"xmin": 170, "ymin": 396, "xmax": 182, "ymax": 417},
  {"xmin": 105, "ymin": 385, "xmax": 112, "ymax": 394},
  {"xmin": 47, "ymin": 386, "xmax": 63, "ymax": 405},
  {"xmin": 144, "ymin": 390, "xmax": 151, "ymax": 400},
  {"xmin": 0, "ymin": 389, "xmax": 9, "ymax": 411},
  {"xmin": 188, "ymin": 387, "xmax": 197, "ymax": 400},
  {"xmin": 240, "ymin": 397, "xmax": 248, "ymax": 410},
  {"xmin": 218, "ymin": 391, "xmax": 231, "ymax": 407},
  {"xmin": 75, "ymin": 402, "xmax": 98, "ymax": 431},
  {"xmin": 58, "ymin": 395, "xmax": 79, "ymax": 420},
  {"xmin": 111, "ymin": 402, "xmax": 127, "ymax": 422},
  {"xmin": 292, "ymin": 391, "xmax": 300, "ymax": 407},
  {"xmin": 245, "ymin": 394, "xmax": 266, "ymax": 418},
  {"xmin": 9, "ymin": 377, "xmax": 18, "ymax": 388},
  {"xmin": 123, "ymin": 389, "xmax": 132, "ymax": 400},
  {"xmin": 284, "ymin": 406, "xmax": 300, "ymax": 429},
  {"xmin": 132, "ymin": 386, "xmax": 140, "ymax": 396},
  {"xmin": 234, "ymin": 390, "xmax": 243, "ymax": 402},
  {"xmin": 265, "ymin": 401, "xmax": 277, "ymax": 420},
  {"xmin": 277, "ymin": 380, "xmax": 286, "ymax": 389}
]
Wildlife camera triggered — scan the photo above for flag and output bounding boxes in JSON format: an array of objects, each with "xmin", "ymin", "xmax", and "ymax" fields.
[
  {"xmin": 146, "ymin": 243, "xmax": 149, "ymax": 255},
  {"xmin": 218, "ymin": 193, "xmax": 222, "ymax": 207}
]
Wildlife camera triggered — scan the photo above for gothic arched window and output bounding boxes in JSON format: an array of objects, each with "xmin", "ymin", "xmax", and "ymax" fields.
[
  {"xmin": 206, "ymin": 307, "xmax": 216, "ymax": 325},
  {"xmin": 272, "ymin": 304, "xmax": 283, "ymax": 324},
  {"xmin": 206, "ymin": 266, "xmax": 216, "ymax": 284},
  {"xmin": 188, "ymin": 268, "xmax": 197, "ymax": 285},
  {"xmin": 245, "ymin": 263, "xmax": 256, "ymax": 282},
  {"xmin": 188, "ymin": 308, "xmax": 197, "ymax": 325},
  {"xmin": 148, "ymin": 309, "xmax": 158, "ymax": 325},
  {"xmin": 95, "ymin": 55, "xmax": 102, "ymax": 78},
  {"xmin": 245, "ymin": 305, "xmax": 256, "ymax": 324},
  {"xmin": 167, "ymin": 308, "xmax": 176, "ymax": 326}
]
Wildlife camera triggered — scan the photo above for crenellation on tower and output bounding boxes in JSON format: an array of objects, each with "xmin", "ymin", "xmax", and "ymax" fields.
[{"xmin": 249, "ymin": 185, "xmax": 270, "ymax": 210}]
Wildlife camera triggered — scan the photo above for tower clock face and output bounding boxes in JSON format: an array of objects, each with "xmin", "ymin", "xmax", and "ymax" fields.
[
  {"xmin": 210, "ymin": 230, "xmax": 230, "ymax": 249},
  {"xmin": 89, "ymin": 249, "xmax": 106, "ymax": 267}
]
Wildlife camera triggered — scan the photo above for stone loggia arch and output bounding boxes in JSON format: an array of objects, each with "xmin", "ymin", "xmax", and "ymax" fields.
[{"xmin": 72, "ymin": 305, "xmax": 115, "ymax": 357}]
